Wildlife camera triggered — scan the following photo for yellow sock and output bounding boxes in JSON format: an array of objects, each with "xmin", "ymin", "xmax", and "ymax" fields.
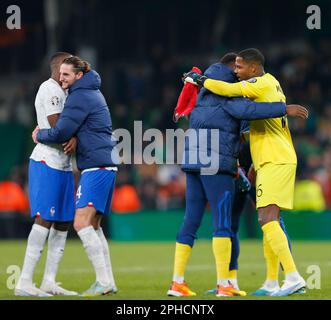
[
  {"xmin": 212, "ymin": 237, "xmax": 231, "ymax": 280},
  {"xmin": 173, "ymin": 242, "xmax": 192, "ymax": 280},
  {"xmin": 262, "ymin": 221, "xmax": 297, "ymax": 274},
  {"xmin": 229, "ymin": 269, "xmax": 237, "ymax": 279},
  {"xmin": 263, "ymin": 234, "xmax": 279, "ymax": 281}
]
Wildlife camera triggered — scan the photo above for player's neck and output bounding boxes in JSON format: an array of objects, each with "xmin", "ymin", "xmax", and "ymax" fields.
[
  {"xmin": 254, "ymin": 67, "xmax": 265, "ymax": 77},
  {"xmin": 51, "ymin": 74, "xmax": 61, "ymax": 85}
]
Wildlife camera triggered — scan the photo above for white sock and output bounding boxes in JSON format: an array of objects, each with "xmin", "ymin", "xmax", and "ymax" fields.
[
  {"xmin": 263, "ymin": 279, "xmax": 279, "ymax": 289},
  {"xmin": 42, "ymin": 227, "xmax": 68, "ymax": 284},
  {"xmin": 217, "ymin": 279, "xmax": 230, "ymax": 286},
  {"xmin": 18, "ymin": 224, "xmax": 49, "ymax": 286},
  {"xmin": 285, "ymin": 271, "xmax": 301, "ymax": 282},
  {"xmin": 77, "ymin": 226, "xmax": 110, "ymax": 287},
  {"xmin": 173, "ymin": 275, "xmax": 184, "ymax": 284},
  {"xmin": 229, "ymin": 278, "xmax": 239, "ymax": 290},
  {"xmin": 95, "ymin": 228, "xmax": 116, "ymax": 288}
]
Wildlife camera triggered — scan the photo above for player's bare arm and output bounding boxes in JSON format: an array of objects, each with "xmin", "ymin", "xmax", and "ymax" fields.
[
  {"xmin": 47, "ymin": 113, "xmax": 60, "ymax": 127},
  {"xmin": 286, "ymin": 104, "xmax": 309, "ymax": 119}
]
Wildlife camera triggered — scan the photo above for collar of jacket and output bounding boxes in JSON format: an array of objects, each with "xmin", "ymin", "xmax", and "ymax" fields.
[
  {"xmin": 69, "ymin": 70, "xmax": 101, "ymax": 93},
  {"xmin": 204, "ymin": 63, "xmax": 237, "ymax": 83}
]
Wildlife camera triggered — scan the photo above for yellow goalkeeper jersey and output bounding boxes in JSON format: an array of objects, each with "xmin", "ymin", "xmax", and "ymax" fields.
[{"xmin": 204, "ymin": 73, "xmax": 297, "ymax": 170}]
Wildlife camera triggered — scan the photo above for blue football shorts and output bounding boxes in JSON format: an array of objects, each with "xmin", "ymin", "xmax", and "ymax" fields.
[
  {"xmin": 29, "ymin": 159, "xmax": 75, "ymax": 222},
  {"xmin": 75, "ymin": 168, "xmax": 117, "ymax": 215}
]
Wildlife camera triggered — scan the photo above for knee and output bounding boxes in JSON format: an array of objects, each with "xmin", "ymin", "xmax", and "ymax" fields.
[
  {"xmin": 74, "ymin": 218, "xmax": 90, "ymax": 233},
  {"xmin": 176, "ymin": 232, "xmax": 195, "ymax": 247},
  {"xmin": 74, "ymin": 208, "xmax": 95, "ymax": 232},
  {"xmin": 258, "ymin": 214, "xmax": 278, "ymax": 227},
  {"xmin": 53, "ymin": 222, "xmax": 70, "ymax": 232},
  {"xmin": 258, "ymin": 205, "xmax": 280, "ymax": 227},
  {"xmin": 180, "ymin": 217, "xmax": 201, "ymax": 236},
  {"xmin": 73, "ymin": 220, "xmax": 81, "ymax": 233},
  {"xmin": 176, "ymin": 222, "xmax": 197, "ymax": 246},
  {"xmin": 258, "ymin": 215, "xmax": 267, "ymax": 226},
  {"xmin": 214, "ymin": 221, "xmax": 233, "ymax": 238},
  {"xmin": 34, "ymin": 217, "xmax": 52, "ymax": 229},
  {"xmin": 213, "ymin": 230, "xmax": 232, "ymax": 238}
]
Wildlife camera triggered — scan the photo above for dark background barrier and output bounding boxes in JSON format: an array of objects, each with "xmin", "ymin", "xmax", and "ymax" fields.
[
  {"xmin": 108, "ymin": 210, "xmax": 331, "ymax": 241},
  {"xmin": 2, "ymin": 210, "xmax": 330, "ymax": 241}
]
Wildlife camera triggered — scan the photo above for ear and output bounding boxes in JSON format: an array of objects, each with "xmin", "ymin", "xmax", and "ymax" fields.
[
  {"xmin": 250, "ymin": 63, "xmax": 257, "ymax": 73},
  {"xmin": 76, "ymin": 71, "xmax": 84, "ymax": 80}
]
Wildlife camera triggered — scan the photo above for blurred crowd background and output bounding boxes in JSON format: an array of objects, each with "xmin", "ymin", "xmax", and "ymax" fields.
[{"xmin": 0, "ymin": 0, "xmax": 330, "ymax": 231}]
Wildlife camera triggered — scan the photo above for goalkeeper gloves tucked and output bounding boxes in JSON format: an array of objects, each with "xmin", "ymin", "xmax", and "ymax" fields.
[{"xmin": 183, "ymin": 71, "xmax": 208, "ymax": 86}]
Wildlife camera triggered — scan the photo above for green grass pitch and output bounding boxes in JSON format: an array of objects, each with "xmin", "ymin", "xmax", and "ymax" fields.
[{"xmin": 0, "ymin": 239, "xmax": 330, "ymax": 300}]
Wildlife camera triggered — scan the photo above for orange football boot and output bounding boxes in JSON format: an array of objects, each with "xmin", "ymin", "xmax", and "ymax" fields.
[
  {"xmin": 167, "ymin": 281, "xmax": 197, "ymax": 297},
  {"xmin": 216, "ymin": 283, "xmax": 247, "ymax": 297}
]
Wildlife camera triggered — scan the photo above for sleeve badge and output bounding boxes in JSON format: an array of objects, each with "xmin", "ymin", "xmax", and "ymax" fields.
[{"xmin": 51, "ymin": 96, "xmax": 60, "ymax": 106}]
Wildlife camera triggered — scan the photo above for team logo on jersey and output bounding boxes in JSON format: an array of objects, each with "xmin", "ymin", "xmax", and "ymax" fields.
[
  {"xmin": 247, "ymin": 77, "xmax": 257, "ymax": 83},
  {"xmin": 51, "ymin": 96, "xmax": 60, "ymax": 106},
  {"xmin": 50, "ymin": 207, "xmax": 56, "ymax": 216}
]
